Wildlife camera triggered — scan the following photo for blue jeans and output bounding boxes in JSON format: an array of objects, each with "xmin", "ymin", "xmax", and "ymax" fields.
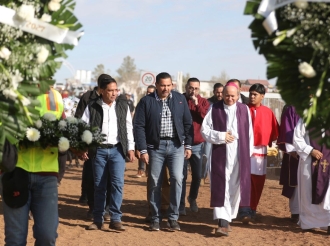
[
  {"xmin": 1, "ymin": 173, "xmax": 58, "ymax": 246},
  {"xmin": 202, "ymin": 142, "xmax": 212, "ymax": 179},
  {"xmin": 180, "ymin": 143, "xmax": 203, "ymax": 209},
  {"xmin": 92, "ymin": 144, "xmax": 125, "ymax": 223},
  {"xmin": 148, "ymin": 139, "xmax": 184, "ymax": 222}
]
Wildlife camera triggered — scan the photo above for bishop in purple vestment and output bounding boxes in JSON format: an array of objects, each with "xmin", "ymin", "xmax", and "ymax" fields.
[{"xmin": 201, "ymin": 83, "xmax": 254, "ymax": 237}]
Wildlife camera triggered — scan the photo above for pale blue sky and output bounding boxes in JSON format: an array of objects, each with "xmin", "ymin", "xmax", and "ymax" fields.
[{"xmin": 54, "ymin": 0, "xmax": 269, "ymax": 83}]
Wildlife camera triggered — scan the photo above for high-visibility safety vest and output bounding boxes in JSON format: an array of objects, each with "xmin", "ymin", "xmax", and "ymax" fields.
[{"xmin": 16, "ymin": 89, "xmax": 64, "ymax": 173}]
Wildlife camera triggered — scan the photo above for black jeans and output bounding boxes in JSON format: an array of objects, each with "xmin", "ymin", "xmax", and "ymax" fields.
[{"xmin": 58, "ymin": 151, "xmax": 67, "ymax": 183}]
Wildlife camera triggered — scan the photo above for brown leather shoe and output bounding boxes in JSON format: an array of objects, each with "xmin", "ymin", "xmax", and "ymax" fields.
[
  {"xmin": 86, "ymin": 222, "xmax": 105, "ymax": 230},
  {"xmin": 109, "ymin": 221, "xmax": 126, "ymax": 231},
  {"xmin": 215, "ymin": 227, "xmax": 229, "ymax": 237}
]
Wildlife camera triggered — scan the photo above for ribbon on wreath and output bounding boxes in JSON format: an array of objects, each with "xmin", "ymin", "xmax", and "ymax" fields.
[
  {"xmin": 258, "ymin": 0, "xmax": 330, "ymax": 35},
  {"xmin": 0, "ymin": 5, "xmax": 83, "ymax": 46}
]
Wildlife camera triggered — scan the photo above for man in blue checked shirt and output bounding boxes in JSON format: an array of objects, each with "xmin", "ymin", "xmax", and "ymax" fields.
[{"xmin": 134, "ymin": 72, "xmax": 193, "ymax": 232}]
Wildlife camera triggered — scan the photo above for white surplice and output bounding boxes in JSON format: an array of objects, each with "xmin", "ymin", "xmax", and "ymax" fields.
[
  {"xmin": 201, "ymin": 102, "xmax": 254, "ymax": 222},
  {"xmin": 293, "ymin": 119, "xmax": 330, "ymax": 229}
]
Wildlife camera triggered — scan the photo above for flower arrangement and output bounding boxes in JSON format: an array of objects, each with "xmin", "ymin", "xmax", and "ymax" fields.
[
  {"xmin": 20, "ymin": 114, "xmax": 106, "ymax": 152},
  {"xmin": 244, "ymin": 0, "xmax": 330, "ymax": 147},
  {"xmin": 0, "ymin": 0, "xmax": 83, "ymax": 163}
]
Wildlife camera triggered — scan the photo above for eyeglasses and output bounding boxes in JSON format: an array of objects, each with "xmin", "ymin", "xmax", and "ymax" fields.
[{"xmin": 188, "ymin": 86, "xmax": 199, "ymax": 91}]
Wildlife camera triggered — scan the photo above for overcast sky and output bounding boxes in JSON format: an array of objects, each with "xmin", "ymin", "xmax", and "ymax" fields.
[{"xmin": 54, "ymin": 0, "xmax": 269, "ymax": 83}]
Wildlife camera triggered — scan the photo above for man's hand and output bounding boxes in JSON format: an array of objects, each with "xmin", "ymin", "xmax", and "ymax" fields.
[
  {"xmin": 191, "ymin": 95, "xmax": 198, "ymax": 106},
  {"xmin": 79, "ymin": 152, "xmax": 89, "ymax": 161},
  {"xmin": 225, "ymin": 131, "xmax": 235, "ymax": 144},
  {"xmin": 311, "ymin": 149, "xmax": 323, "ymax": 160},
  {"xmin": 184, "ymin": 149, "xmax": 192, "ymax": 159},
  {"xmin": 127, "ymin": 150, "xmax": 135, "ymax": 162},
  {"xmin": 289, "ymin": 151, "xmax": 299, "ymax": 160},
  {"xmin": 135, "ymin": 149, "xmax": 141, "ymax": 159},
  {"xmin": 140, "ymin": 153, "xmax": 149, "ymax": 164}
]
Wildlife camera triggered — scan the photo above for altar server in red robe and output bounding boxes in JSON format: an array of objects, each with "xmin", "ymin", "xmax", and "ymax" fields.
[{"xmin": 239, "ymin": 83, "xmax": 279, "ymax": 223}]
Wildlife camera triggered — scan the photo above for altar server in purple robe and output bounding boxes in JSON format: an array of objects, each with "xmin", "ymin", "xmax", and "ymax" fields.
[
  {"xmin": 293, "ymin": 119, "xmax": 330, "ymax": 234},
  {"xmin": 201, "ymin": 83, "xmax": 254, "ymax": 237},
  {"xmin": 277, "ymin": 105, "xmax": 301, "ymax": 222}
]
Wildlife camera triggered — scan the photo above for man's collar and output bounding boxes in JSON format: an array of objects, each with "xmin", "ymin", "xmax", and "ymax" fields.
[{"xmin": 155, "ymin": 91, "xmax": 172, "ymax": 101}]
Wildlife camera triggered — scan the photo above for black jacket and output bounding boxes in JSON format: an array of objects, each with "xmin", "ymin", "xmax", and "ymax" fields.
[
  {"xmin": 88, "ymin": 96, "xmax": 129, "ymax": 158},
  {"xmin": 75, "ymin": 87, "xmax": 99, "ymax": 118},
  {"xmin": 133, "ymin": 91, "xmax": 193, "ymax": 151},
  {"xmin": 240, "ymin": 93, "xmax": 249, "ymax": 104}
]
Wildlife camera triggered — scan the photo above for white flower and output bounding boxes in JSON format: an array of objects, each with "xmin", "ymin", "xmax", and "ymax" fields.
[
  {"xmin": 2, "ymin": 88, "xmax": 17, "ymax": 100},
  {"xmin": 294, "ymin": 0, "xmax": 308, "ymax": 9},
  {"xmin": 34, "ymin": 120, "xmax": 42, "ymax": 128},
  {"xmin": 11, "ymin": 70, "xmax": 23, "ymax": 90},
  {"xmin": 26, "ymin": 127, "xmax": 40, "ymax": 142},
  {"xmin": 21, "ymin": 96, "xmax": 31, "ymax": 106},
  {"xmin": 273, "ymin": 34, "xmax": 286, "ymax": 46},
  {"xmin": 286, "ymin": 28, "xmax": 297, "ymax": 38},
  {"xmin": 66, "ymin": 116, "xmax": 78, "ymax": 124},
  {"xmin": 58, "ymin": 120, "xmax": 67, "ymax": 130},
  {"xmin": 58, "ymin": 137, "xmax": 70, "ymax": 152},
  {"xmin": 81, "ymin": 130, "xmax": 93, "ymax": 144},
  {"xmin": 43, "ymin": 112, "xmax": 57, "ymax": 121},
  {"xmin": 0, "ymin": 47, "xmax": 11, "ymax": 60},
  {"xmin": 48, "ymin": 1, "xmax": 61, "ymax": 12},
  {"xmin": 299, "ymin": 62, "xmax": 316, "ymax": 78},
  {"xmin": 16, "ymin": 4, "xmax": 35, "ymax": 22},
  {"xmin": 36, "ymin": 46, "xmax": 49, "ymax": 64},
  {"xmin": 41, "ymin": 14, "xmax": 52, "ymax": 23}
]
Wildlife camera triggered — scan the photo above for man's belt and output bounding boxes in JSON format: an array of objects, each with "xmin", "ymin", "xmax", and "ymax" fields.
[
  {"xmin": 160, "ymin": 137, "xmax": 176, "ymax": 140},
  {"xmin": 100, "ymin": 143, "xmax": 119, "ymax": 149}
]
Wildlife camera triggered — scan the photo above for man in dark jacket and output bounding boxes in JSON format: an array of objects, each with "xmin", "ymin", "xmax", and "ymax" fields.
[
  {"xmin": 180, "ymin": 77, "xmax": 209, "ymax": 215},
  {"xmin": 134, "ymin": 72, "xmax": 193, "ymax": 231},
  {"xmin": 75, "ymin": 74, "xmax": 111, "ymax": 221},
  {"xmin": 81, "ymin": 76, "xmax": 135, "ymax": 231}
]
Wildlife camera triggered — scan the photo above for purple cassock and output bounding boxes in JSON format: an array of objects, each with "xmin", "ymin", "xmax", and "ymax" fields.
[
  {"xmin": 310, "ymin": 136, "xmax": 330, "ymax": 204},
  {"xmin": 210, "ymin": 101, "xmax": 251, "ymax": 207},
  {"xmin": 277, "ymin": 106, "xmax": 300, "ymax": 198}
]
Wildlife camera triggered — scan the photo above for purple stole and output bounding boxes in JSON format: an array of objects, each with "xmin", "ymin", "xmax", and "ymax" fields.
[
  {"xmin": 210, "ymin": 101, "xmax": 251, "ymax": 207},
  {"xmin": 310, "ymin": 136, "xmax": 330, "ymax": 204},
  {"xmin": 278, "ymin": 106, "xmax": 300, "ymax": 198}
]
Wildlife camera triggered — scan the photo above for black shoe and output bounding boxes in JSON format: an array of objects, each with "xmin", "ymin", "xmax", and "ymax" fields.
[
  {"xmin": 167, "ymin": 220, "xmax": 180, "ymax": 231},
  {"xmin": 149, "ymin": 221, "xmax": 160, "ymax": 231},
  {"xmin": 79, "ymin": 195, "xmax": 88, "ymax": 204},
  {"xmin": 290, "ymin": 214, "xmax": 299, "ymax": 223}
]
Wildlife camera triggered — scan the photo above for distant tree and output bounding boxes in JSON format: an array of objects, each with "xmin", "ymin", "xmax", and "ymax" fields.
[
  {"xmin": 116, "ymin": 56, "xmax": 139, "ymax": 82},
  {"xmin": 211, "ymin": 70, "xmax": 230, "ymax": 84},
  {"xmin": 92, "ymin": 64, "xmax": 111, "ymax": 82}
]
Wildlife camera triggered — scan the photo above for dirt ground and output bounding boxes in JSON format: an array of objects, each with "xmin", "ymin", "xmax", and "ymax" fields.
[{"xmin": 0, "ymin": 160, "xmax": 329, "ymax": 246}]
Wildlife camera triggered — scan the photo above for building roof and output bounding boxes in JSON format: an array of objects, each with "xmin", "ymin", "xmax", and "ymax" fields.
[{"xmin": 245, "ymin": 79, "xmax": 270, "ymax": 86}]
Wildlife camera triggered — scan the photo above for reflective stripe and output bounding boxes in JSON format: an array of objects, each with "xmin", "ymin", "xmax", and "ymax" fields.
[{"xmin": 48, "ymin": 89, "xmax": 57, "ymax": 111}]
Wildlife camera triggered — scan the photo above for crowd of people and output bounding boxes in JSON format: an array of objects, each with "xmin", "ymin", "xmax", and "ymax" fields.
[{"xmin": 0, "ymin": 72, "xmax": 329, "ymax": 245}]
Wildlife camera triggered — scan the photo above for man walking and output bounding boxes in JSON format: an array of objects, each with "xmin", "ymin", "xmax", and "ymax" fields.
[
  {"xmin": 180, "ymin": 77, "xmax": 209, "ymax": 214},
  {"xmin": 81, "ymin": 75, "xmax": 135, "ymax": 231},
  {"xmin": 201, "ymin": 83, "xmax": 254, "ymax": 236},
  {"xmin": 293, "ymin": 118, "xmax": 330, "ymax": 234},
  {"xmin": 134, "ymin": 72, "xmax": 193, "ymax": 231},
  {"xmin": 1, "ymin": 87, "xmax": 64, "ymax": 245},
  {"xmin": 239, "ymin": 83, "xmax": 279, "ymax": 223}
]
